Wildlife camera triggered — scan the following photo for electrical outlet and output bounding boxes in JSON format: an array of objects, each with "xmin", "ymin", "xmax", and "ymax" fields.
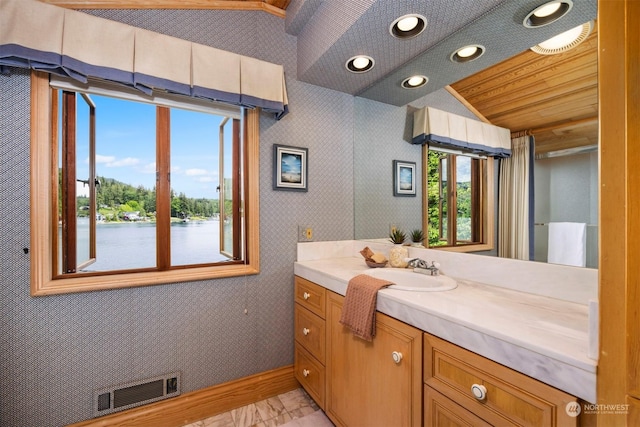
[
  {"xmin": 390, "ymin": 224, "xmax": 398, "ymax": 235},
  {"xmin": 298, "ymin": 225, "xmax": 313, "ymax": 242}
]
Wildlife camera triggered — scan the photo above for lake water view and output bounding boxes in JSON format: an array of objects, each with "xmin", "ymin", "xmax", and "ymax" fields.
[{"xmin": 70, "ymin": 218, "xmax": 231, "ymax": 272}]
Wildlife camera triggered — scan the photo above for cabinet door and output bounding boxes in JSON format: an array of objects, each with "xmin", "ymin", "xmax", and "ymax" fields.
[
  {"xmin": 424, "ymin": 333, "xmax": 578, "ymax": 427},
  {"xmin": 295, "ymin": 304, "xmax": 326, "ymax": 363},
  {"xmin": 425, "ymin": 385, "xmax": 492, "ymax": 427},
  {"xmin": 326, "ymin": 292, "xmax": 422, "ymax": 427}
]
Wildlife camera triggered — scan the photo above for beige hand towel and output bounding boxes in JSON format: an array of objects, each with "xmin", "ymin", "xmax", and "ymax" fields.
[{"xmin": 339, "ymin": 274, "xmax": 393, "ymax": 341}]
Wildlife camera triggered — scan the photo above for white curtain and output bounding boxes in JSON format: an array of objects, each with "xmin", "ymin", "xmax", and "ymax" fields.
[{"xmin": 498, "ymin": 136, "xmax": 534, "ymax": 260}]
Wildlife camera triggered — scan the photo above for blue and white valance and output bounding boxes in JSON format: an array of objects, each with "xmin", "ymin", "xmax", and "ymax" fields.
[
  {"xmin": 0, "ymin": 0, "xmax": 289, "ymax": 119},
  {"xmin": 412, "ymin": 106, "xmax": 511, "ymax": 158}
]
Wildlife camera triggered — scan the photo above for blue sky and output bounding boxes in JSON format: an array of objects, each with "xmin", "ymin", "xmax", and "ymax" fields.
[{"xmin": 73, "ymin": 94, "xmax": 231, "ymax": 199}]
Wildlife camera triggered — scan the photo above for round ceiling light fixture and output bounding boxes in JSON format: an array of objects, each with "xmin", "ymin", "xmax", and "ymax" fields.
[
  {"xmin": 346, "ymin": 55, "xmax": 375, "ymax": 73},
  {"xmin": 390, "ymin": 14, "xmax": 427, "ymax": 39},
  {"xmin": 450, "ymin": 44, "xmax": 485, "ymax": 63},
  {"xmin": 523, "ymin": 1, "xmax": 573, "ymax": 28},
  {"xmin": 530, "ymin": 21, "xmax": 593, "ymax": 55},
  {"xmin": 401, "ymin": 75, "xmax": 428, "ymax": 89}
]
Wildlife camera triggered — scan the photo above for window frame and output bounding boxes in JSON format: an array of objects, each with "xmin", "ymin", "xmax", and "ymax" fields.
[
  {"xmin": 422, "ymin": 145, "xmax": 495, "ymax": 253},
  {"xmin": 30, "ymin": 71, "xmax": 260, "ymax": 296}
]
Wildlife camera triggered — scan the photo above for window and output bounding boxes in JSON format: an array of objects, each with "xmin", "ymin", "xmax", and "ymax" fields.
[
  {"xmin": 423, "ymin": 147, "xmax": 494, "ymax": 251},
  {"xmin": 30, "ymin": 71, "xmax": 260, "ymax": 295}
]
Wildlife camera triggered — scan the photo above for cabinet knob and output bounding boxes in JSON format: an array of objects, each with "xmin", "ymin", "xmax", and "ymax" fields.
[
  {"xmin": 303, "ymin": 292, "xmax": 311, "ymax": 300},
  {"xmin": 391, "ymin": 351, "xmax": 403, "ymax": 364},
  {"xmin": 471, "ymin": 384, "xmax": 487, "ymax": 401},
  {"xmin": 302, "ymin": 369, "xmax": 310, "ymax": 377},
  {"xmin": 302, "ymin": 327, "xmax": 310, "ymax": 336}
]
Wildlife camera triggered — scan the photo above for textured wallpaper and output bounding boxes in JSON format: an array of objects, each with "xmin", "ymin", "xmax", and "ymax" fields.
[
  {"xmin": 0, "ymin": 7, "xmax": 485, "ymax": 427},
  {"xmin": 0, "ymin": 9, "xmax": 354, "ymax": 427}
]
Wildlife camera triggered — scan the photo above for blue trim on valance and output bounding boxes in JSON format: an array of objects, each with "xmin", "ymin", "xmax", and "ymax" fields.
[
  {"xmin": 240, "ymin": 93, "xmax": 284, "ymax": 114},
  {"xmin": 61, "ymin": 55, "xmax": 135, "ymax": 87},
  {"xmin": 133, "ymin": 72, "xmax": 192, "ymax": 97},
  {"xmin": 0, "ymin": 44, "xmax": 65, "ymax": 74},
  {"xmin": 191, "ymin": 86, "xmax": 241, "ymax": 105},
  {"xmin": 412, "ymin": 132, "xmax": 512, "ymax": 158}
]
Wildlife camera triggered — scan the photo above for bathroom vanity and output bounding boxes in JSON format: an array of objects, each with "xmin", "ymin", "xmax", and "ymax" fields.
[{"xmin": 294, "ymin": 240, "xmax": 597, "ymax": 426}]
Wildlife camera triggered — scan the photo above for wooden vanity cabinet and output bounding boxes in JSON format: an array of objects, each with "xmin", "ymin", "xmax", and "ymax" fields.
[
  {"xmin": 423, "ymin": 333, "xmax": 579, "ymax": 427},
  {"xmin": 294, "ymin": 277, "xmax": 327, "ymax": 408},
  {"xmin": 326, "ymin": 291, "xmax": 422, "ymax": 427}
]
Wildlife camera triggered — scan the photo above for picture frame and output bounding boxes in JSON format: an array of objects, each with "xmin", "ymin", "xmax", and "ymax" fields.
[
  {"xmin": 273, "ymin": 144, "xmax": 308, "ymax": 191},
  {"xmin": 393, "ymin": 160, "xmax": 416, "ymax": 197}
]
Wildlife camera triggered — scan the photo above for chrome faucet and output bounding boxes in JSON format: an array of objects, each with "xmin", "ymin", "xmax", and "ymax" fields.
[{"xmin": 407, "ymin": 258, "xmax": 440, "ymax": 276}]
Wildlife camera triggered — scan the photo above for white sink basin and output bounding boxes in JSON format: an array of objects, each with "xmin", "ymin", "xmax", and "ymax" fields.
[{"xmin": 363, "ymin": 268, "xmax": 458, "ymax": 292}]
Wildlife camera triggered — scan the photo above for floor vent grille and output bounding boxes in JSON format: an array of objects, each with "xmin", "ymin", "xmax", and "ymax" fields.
[{"xmin": 93, "ymin": 372, "xmax": 180, "ymax": 418}]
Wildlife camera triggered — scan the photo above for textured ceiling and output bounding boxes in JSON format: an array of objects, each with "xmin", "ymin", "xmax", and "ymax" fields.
[{"xmin": 287, "ymin": 0, "xmax": 598, "ymax": 107}]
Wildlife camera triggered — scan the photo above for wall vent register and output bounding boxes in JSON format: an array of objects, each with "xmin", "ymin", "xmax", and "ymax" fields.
[{"xmin": 93, "ymin": 372, "xmax": 181, "ymax": 417}]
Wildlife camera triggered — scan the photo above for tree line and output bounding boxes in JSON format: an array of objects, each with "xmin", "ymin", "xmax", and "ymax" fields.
[{"xmin": 75, "ymin": 175, "xmax": 225, "ymax": 221}]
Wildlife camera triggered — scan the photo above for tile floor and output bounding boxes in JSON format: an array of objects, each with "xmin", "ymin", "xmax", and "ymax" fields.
[{"xmin": 182, "ymin": 388, "xmax": 334, "ymax": 427}]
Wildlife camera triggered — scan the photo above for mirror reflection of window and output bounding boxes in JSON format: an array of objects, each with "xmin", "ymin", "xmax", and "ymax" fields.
[{"xmin": 426, "ymin": 150, "xmax": 485, "ymax": 248}]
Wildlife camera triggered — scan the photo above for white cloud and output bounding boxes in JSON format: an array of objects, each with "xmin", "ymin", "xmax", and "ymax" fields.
[
  {"xmin": 96, "ymin": 154, "xmax": 140, "ymax": 167},
  {"xmin": 96, "ymin": 154, "xmax": 116, "ymax": 164},
  {"xmin": 185, "ymin": 168, "xmax": 208, "ymax": 176},
  {"xmin": 196, "ymin": 176, "xmax": 215, "ymax": 183},
  {"xmin": 141, "ymin": 162, "xmax": 157, "ymax": 174}
]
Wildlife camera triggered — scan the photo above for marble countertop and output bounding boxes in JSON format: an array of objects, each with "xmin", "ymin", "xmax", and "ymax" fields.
[{"xmin": 294, "ymin": 256, "xmax": 597, "ymax": 403}]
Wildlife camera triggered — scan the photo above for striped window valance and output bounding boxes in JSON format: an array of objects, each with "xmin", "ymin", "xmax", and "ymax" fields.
[
  {"xmin": 412, "ymin": 106, "xmax": 511, "ymax": 158},
  {"xmin": 0, "ymin": 0, "xmax": 289, "ymax": 119}
]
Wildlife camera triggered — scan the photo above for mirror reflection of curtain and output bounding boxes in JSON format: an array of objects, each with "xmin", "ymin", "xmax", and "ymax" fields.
[{"xmin": 498, "ymin": 135, "xmax": 535, "ymax": 260}]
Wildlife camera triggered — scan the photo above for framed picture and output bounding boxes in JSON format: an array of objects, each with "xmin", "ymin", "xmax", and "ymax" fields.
[
  {"xmin": 393, "ymin": 160, "xmax": 416, "ymax": 197},
  {"xmin": 273, "ymin": 144, "xmax": 308, "ymax": 191}
]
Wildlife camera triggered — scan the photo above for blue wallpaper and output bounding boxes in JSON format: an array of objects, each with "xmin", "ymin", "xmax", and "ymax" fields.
[{"xmin": 0, "ymin": 9, "xmax": 353, "ymax": 427}]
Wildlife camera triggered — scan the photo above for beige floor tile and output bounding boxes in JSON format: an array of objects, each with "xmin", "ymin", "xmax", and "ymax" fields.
[
  {"xmin": 231, "ymin": 403, "xmax": 262, "ymax": 427},
  {"xmin": 255, "ymin": 396, "xmax": 286, "ymax": 421},
  {"xmin": 261, "ymin": 412, "xmax": 293, "ymax": 427},
  {"xmin": 278, "ymin": 389, "xmax": 313, "ymax": 413},
  {"xmin": 288, "ymin": 405, "xmax": 316, "ymax": 420},
  {"xmin": 201, "ymin": 411, "xmax": 235, "ymax": 427}
]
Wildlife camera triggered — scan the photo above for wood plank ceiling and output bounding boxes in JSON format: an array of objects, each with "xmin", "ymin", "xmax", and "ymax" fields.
[{"xmin": 450, "ymin": 24, "xmax": 598, "ymax": 155}]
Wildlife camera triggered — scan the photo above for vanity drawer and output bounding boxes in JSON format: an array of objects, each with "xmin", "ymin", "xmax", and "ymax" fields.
[
  {"xmin": 425, "ymin": 385, "xmax": 492, "ymax": 427},
  {"xmin": 295, "ymin": 304, "xmax": 326, "ymax": 363},
  {"xmin": 424, "ymin": 333, "xmax": 578, "ymax": 427},
  {"xmin": 295, "ymin": 343, "xmax": 325, "ymax": 409},
  {"xmin": 295, "ymin": 276, "xmax": 326, "ymax": 319}
]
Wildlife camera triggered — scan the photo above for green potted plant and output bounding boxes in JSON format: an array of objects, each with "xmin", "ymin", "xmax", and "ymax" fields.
[
  {"xmin": 388, "ymin": 229, "xmax": 408, "ymax": 267},
  {"xmin": 388, "ymin": 228, "xmax": 406, "ymax": 245},
  {"xmin": 410, "ymin": 229, "xmax": 425, "ymax": 247}
]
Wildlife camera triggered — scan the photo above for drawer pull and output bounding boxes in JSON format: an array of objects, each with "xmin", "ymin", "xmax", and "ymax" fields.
[
  {"xmin": 302, "ymin": 369, "xmax": 310, "ymax": 377},
  {"xmin": 302, "ymin": 327, "xmax": 310, "ymax": 336},
  {"xmin": 391, "ymin": 351, "xmax": 403, "ymax": 364},
  {"xmin": 471, "ymin": 384, "xmax": 487, "ymax": 401},
  {"xmin": 303, "ymin": 292, "xmax": 311, "ymax": 300}
]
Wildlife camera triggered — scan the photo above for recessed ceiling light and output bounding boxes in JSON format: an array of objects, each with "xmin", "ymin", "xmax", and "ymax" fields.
[
  {"xmin": 523, "ymin": 1, "xmax": 573, "ymax": 28},
  {"xmin": 346, "ymin": 55, "xmax": 374, "ymax": 73},
  {"xmin": 531, "ymin": 21, "xmax": 593, "ymax": 55},
  {"xmin": 450, "ymin": 45, "xmax": 485, "ymax": 63},
  {"xmin": 401, "ymin": 75, "xmax": 428, "ymax": 89},
  {"xmin": 390, "ymin": 14, "xmax": 427, "ymax": 39}
]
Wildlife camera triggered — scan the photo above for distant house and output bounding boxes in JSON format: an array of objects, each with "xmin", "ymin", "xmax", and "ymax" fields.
[{"xmin": 122, "ymin": 211, "xmax": 140, "ymax": 221}]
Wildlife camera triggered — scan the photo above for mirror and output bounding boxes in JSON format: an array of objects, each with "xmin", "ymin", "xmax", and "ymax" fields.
[{"xmin": 354, "ymin": 40, "xmax": 598, "ymax": 269}]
